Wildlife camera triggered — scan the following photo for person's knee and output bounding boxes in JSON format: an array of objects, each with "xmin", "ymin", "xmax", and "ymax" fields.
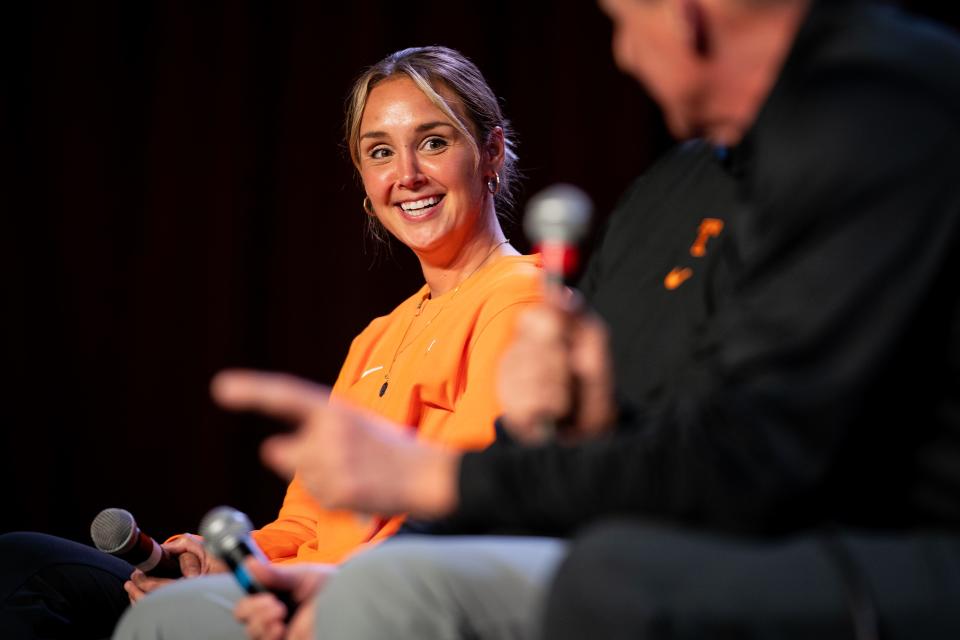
[
  {"xmin": 319, "ymin": 537, "xmax": 567, "ymax": 640},
  {"xmin": 113, "ymin": 579, "xmax": 187, "ymax": 640},
  {"xmin": 0, "ymin": 531, "xmax": 35, "ymax": 547},
  {"xmin": 0, "ymin": 531, "xmax": 130, "ymax": 577},
  {"xmin": 546, "ymin": 522, "xmax": 859, "ymax": 639},
  {"xmin": 554, "ymin": 520, "xmax": 695, "ymax": 590},
  {"xmin": 0, "ymin": 532, "xmax": 55, "ymax": 563},
  {"xmin": 113, "ymin": 598, "xmax": 161, "ymax": 640},
  {"xmin": 114, "ymin": 575, "xmax": 245, "ymax": 640},
  {"xmin": 321, "ymin": 540, "xmax": 443, "ymax": 611},
  {"xmin": 0, "ymin": 531, "xmax": 127, "ymax": 601},
  {"xmin": 113, "ymin": 589, "xmax": 187, "ymax": 640},
  {"xmin": 544, "ymin": 521, "xmax": 706, "ymax": 638},
  {"xmin": 316, "ymin": 539, "xmax": 471, "ymax": 640}
]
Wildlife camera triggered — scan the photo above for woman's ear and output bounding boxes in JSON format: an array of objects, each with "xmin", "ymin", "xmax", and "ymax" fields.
[{"xmin": 483, "ymin": 126, "xmax": 506, "ymax": 174}]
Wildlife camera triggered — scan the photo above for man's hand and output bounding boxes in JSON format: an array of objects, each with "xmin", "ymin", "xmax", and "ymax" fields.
[
  {"xmin": 211, "ymin": 370, "xmax": 460, "ymax": 519},
  {"xmin": 233, "ymin": 561, "xmax": 335, "ymax": 640},
  {"xmin": 123, "ymin": 533, "xmax": 228, "ymax": 604},
  {"xmin": 497, "ymin": 293, "xmax": 616, "ymax": 445}
]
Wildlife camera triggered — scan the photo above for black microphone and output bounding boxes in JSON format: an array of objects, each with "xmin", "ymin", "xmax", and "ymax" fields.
[
  {"xmin": 90, "ymin": 508, "xmax": 182, "ymax": 578},
  {"xmin": 199, "ymin": 505, "xmax": 297, "ymax": 615},
  {"xmin": 524, "ymin": 183, "xmax": 593, "ymax": 289}
]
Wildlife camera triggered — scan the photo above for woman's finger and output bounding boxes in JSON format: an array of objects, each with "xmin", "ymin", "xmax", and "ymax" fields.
[
  {"xmin": 123, "ymin": 579, "xmax": 146, "ymax": 604},
  {"xmin": 178, "ymin": 551, "xmax": 202, "ymax": 577},
  {"xmin": 287, "ymin": 598, "xmax": 316, "ymax": 640},
  {"xmin": 236, "ymin": 593, "xmax": 287, "ymax": 640}
]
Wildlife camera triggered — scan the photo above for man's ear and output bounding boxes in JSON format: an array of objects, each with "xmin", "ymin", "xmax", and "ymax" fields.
[
  {"xmin": 681, "ymin": 0, "xmax": 711, "ymax": 57},
  {"xmin": 483, "ymin": 126, "xmax": 506, "ymax": 174}
]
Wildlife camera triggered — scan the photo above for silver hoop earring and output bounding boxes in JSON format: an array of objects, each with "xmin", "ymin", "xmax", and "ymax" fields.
[
  {"xmin": 486, "ymin": 172, "xmax": 501, "ymax": 196},
  {"xmin": 363, "ymin": 196, "xmax": 375, "ymax": 216}
]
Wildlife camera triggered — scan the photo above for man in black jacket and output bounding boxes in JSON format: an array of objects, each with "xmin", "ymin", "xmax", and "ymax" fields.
[{"xmin": 119, "ymin": 0, "xmax": 960, "ymax": 638}]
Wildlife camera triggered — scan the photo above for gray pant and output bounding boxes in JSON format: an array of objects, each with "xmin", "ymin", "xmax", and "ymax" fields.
[
  {"xmin": 315, "ymin": 536, "xmax": 567, "ymax": 640},
  {"xmin": 111, "ymin": 536, "xmax": 568, "ymax": 640},
  {"xmin": 112, "ymin": 573, "xmax": 248, "ymax": 639},
  {"xmin": 322, "ymin": 527, "xmax": 960, "ymax": 640}
]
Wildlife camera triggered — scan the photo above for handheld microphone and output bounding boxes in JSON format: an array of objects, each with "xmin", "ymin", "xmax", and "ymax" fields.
[
  {"xmin": 199, "ymin": 505, "xmax": 297, "ymax": 615},
  {"xmin": 90, "ymin": 508, "xmax": 182, "ymax": 578},
  {"xmin": 524, "ymin": 183, "xmax": 593, "ymax": 289},
  {"xmin": 524, "ymin": 184, "xmax": 594, "ymax": 438}
]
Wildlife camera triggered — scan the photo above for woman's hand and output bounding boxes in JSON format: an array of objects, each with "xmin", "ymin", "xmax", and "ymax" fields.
[
  {"xmin": 233, "ymin": 560, "xmax": 335, "ymax": 640},
  {"xmin": 123, "ymin": 533, "xmax": 228, "ymax": 604}
]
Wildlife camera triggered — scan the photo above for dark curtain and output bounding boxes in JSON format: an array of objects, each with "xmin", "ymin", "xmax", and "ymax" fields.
[
  {"xmin": 2, "ymin": 1, "xmax": 956, "ymax": 544},
  {"xmin": 1, "ymin": 0, "xmax": 666, "ymax": 542}
]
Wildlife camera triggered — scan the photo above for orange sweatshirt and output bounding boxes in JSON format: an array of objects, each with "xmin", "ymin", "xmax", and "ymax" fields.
[{"xmin": 249, "ymin": 255, "xmax": 542, "ymax": 564}]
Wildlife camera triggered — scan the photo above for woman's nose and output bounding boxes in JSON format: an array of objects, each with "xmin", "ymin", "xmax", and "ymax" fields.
[{"xmin": 396, "ymin": 151, "xmax": 427, "ymax": 190}]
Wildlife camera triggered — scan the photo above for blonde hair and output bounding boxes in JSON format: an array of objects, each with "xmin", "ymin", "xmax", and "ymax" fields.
[{"xmin": 345, "ymin": 46, "xmax": 519, "ymax": 242}]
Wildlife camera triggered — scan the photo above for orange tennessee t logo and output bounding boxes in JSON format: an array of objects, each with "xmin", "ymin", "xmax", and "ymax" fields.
[
  {"xmin": 664, "ymin": 218, "xmax": 725, "ymax": 291},
  {"xmin": 689, "ymin": 218, "xmax": 724, "ymax": 257},
  {"xmin": 664, "ymin": 267, "xmax": 693, "ymax": 290}
]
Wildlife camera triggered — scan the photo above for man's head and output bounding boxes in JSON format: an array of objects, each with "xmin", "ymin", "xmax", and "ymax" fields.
[{"xmin": 599, "ymin": 0, "xmax": 810, "ymax": 145}]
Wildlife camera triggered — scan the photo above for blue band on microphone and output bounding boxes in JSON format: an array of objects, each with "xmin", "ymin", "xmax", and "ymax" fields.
[{"xmin": 234, "ymin": 566, "xmax": 253, "ymax": 591}]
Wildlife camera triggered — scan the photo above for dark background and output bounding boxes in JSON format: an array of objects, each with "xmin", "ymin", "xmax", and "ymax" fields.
[{"xmin": 3, "ymin": 1, "xmax": 957, "ymax": 544}]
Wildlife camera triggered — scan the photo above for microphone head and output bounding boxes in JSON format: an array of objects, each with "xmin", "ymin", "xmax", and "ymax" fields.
[
  {"xmin": 90, "ymin": 507, "xmax": 137, "ymax": 553},
  {"xmin": 524, "ymin": 183, "xmax": 593, "ymax": 246},
  {"xmin": 199, "ymin": 505, "xmax": 253, "ymax": 557}
]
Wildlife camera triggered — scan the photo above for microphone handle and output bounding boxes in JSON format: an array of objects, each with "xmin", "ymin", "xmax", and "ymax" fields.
[
  {"xmin": 221, "ymin": 540, "xmax": 298, "ymax": 620},
  {"xmin": 540, "ymin": 239, "xmax": 573, "ymax": 438},
  {"xmin": 130, "ymin": 530, "xmax": 182, "ymax": 578},
  {"xmin": 539, "ymin": 240, "xmax": 577, "ymax": 290},
  {"xmin": 147, "ymin": 545, "xmax": 183, "ymax": 579}
]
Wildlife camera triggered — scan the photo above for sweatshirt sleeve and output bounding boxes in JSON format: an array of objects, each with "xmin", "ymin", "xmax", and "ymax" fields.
[{"xmin": 250, "ymin": 474, "xmax": 323, "ymax": 561}]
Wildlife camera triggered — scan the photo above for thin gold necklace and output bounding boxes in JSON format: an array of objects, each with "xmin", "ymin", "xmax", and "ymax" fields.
[{"xmin": 379, "ymin": 239, "xmax": 510, "ymax": 397}]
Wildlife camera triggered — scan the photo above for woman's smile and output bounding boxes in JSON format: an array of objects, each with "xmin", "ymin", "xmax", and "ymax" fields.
[{"xmin": 395, "ymin": 194, "xmax": 446, "ymax": 221}]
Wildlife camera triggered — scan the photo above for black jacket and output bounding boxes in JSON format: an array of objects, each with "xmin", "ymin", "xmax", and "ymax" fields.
[{"xmin": 453, "ymin": 0, "xmax": 960, "ymax": 536}]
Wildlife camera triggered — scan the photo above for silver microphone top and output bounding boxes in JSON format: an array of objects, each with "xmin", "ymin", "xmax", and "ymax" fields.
[
  {"xmin": 524, "ymin": 183, "xmax": 593, "ymax": 245},
  {"xmin": 199, "ymin": 505, "xmax": 253, "ymax": 557},
  {"xmin": 90, "ymin": 507, "xmax": 137, "ymax": 553}
]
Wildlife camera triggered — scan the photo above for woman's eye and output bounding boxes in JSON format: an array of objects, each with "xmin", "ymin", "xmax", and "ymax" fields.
[
  {"xmin": 422, "ymin": 137, "xmax": 449, "ymax": 152},
  {"xmin": 369, "ymin": 146, "xmax": 392, "ymax": 160}
]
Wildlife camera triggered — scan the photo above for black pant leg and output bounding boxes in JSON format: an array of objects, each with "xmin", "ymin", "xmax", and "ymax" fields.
[
  {"xmin": 0, "ymin": 531, "xmax": 134, "ymax": 640},
  {"xmin": 542, "ymin": 521, "xmax": 854, "ymax": 640},
  {"xmin": 840, "ymin": 530, "xmax": 960, "ymax": 639},
  {"xmin": 542, "ymin": 521, "xmax": 960, "ymax": 640}
]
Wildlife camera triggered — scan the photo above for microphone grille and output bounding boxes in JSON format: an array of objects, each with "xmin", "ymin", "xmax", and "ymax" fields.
[
  {"xmin": 90, "ymin": 507, "xmax": 136, "ymax": 553},
  {"xmin": 524, "ymin": 183, "xmax": 593, "ymax": 245},
  {"xmin": 199, "ymin": 506, "xmax": 253, "ymax": 557}
]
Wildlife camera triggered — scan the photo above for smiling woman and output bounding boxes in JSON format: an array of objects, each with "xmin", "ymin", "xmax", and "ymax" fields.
[
  {"xmin": 242, "ymin": 50, "xmax": 543, "ymax": 567},
  {"xmin": 101, "ymin": 47, "xmax": 545, "ymax": 640},
  {"xmin": 346, "ymin": 46, "xmax": 520, "ymax": 236},
  {"xmin": 357, "ymin": 77, "xmax": 499, "ymax": 273},
  {"xmin": 0, "ymin": 47, "xmax": 543, "ymax": 640}
]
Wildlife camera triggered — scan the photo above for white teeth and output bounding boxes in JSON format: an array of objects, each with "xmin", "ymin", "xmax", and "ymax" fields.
[{"xmin": 399, "ymin": 195, "xmax": 442, "ymax": 212}]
